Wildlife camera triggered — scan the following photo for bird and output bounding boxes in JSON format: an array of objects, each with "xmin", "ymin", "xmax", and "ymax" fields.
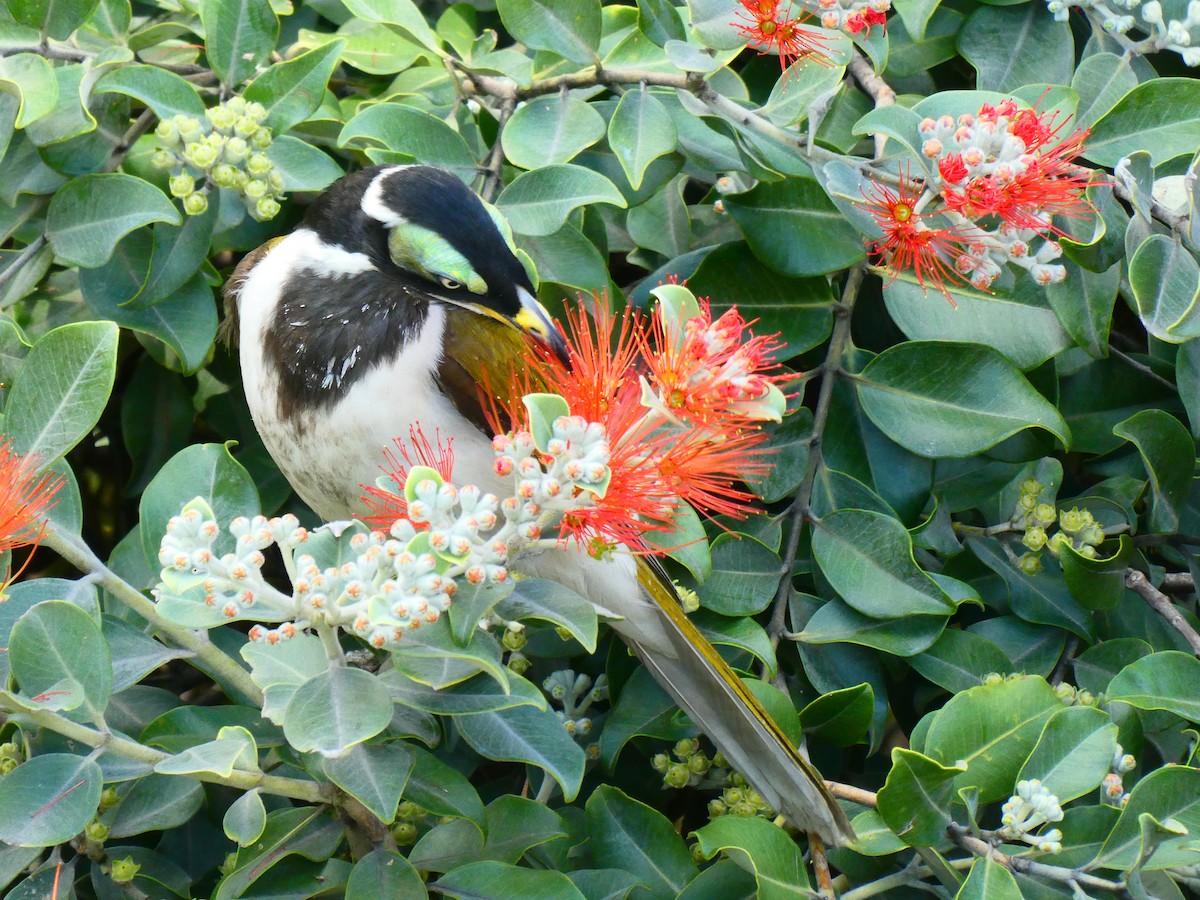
[{"xmin": 222, "ymin": 163, "xmax": 855, "ymax": 845}]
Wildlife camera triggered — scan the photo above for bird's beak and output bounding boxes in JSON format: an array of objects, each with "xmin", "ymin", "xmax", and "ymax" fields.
[{"xmin": 514, "ymin": 286, "xmax": 569, "ymax": 365}]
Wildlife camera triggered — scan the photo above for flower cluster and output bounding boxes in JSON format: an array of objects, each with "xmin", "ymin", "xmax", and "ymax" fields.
[
  {"xmin": 1044, "ymin": 0, "xmax": 1200, "ymax": 66},
  {"xmin": 708, "ymin": 771, "xmax": 776, "ymax": 821},
  {"xmin": 999, "ymin": 779, "xmax": 1064, "ymax": 853},
  {"xmin": 733, "ymin": 0, "xmax": 833, "ymax": 71},
  {"xmin": 653, "ymin": 737, "xmax": 721, "ymax": 790},
  {"xmin": 816, "ymin": 0, "xmax": 890, "ymax": 35},
  {"xmin": 0, "ymin": 438, "xmax": 64, "ymax": 588},
  {"xmin": 152, "ymin": 97, "xmax": 285, "ymax": 221},
  {"xmin": 860, "ymin": 99, "xmax": 1096, "ymax": 300},
  {"xmin": 1008, "ymin": 479, "xmax": 1109, "ymax": 574},
  {"xmin": 158, "ymin": 411, "xmax": 623, "ymax": 648},
  {"xmin": 1101, "ymin": 744, "xmax": 1137, "ymax": 807},
  {"xmin": 1053, "ymin": 681, "xmax": 1099, "ymax": 707},
  {"xmin": 484, "ymin": 287, "xmax": 790, "ymax": 553},
  {"xmin": 544, "ymin": 669, "xmax": 608, "ymax": 743}
]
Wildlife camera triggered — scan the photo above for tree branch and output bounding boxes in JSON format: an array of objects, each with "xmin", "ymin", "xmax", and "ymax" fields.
[
  {"xmin": 1125, "ymin": 569, "xmax": 1200, "ymax": 655},
  {"xmin": 946, "ymin": 823, "xmax": 1129, "ymax": 895}
]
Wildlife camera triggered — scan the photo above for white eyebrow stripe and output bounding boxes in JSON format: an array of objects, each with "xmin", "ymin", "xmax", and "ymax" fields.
[{"xmin": 360, "ymin": 165, "xmax": 412, "ymax": 227}]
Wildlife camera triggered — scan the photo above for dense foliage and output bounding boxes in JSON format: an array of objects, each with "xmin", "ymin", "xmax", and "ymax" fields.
[{"xmin": 1, "ymin": 0, "xmax": 1200, "ymax": 896}]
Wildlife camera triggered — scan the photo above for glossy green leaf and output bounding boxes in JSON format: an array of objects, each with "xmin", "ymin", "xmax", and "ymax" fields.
[
  {"xmin": 283, "ymin": 667, "xmax": 394, "ymax": 755},
  {"xmin": 1113, "ymin": 410, "xmax": 1194, "ymax": 534},
  {"xmin": 585, "ymin": 786, "xmax": 698, "ymax": 900},
  {"xmin": 924, "ymin": 676, "xmax": 1061, "ymax": 801},
  {"xmin": 9, "ymin": 0, "xmax": 100, "ymax": 40},
  {"xmin": 1073, "ymin": 52, "xmax": 1138, "ymax": 130},
  {"xmin": 457, "ymin": 704, "xmax": 586, "ymax": 800},
  {"xmin": 339, "ymin": 104, "xmax": 477, "ymax": 180},
  {"xmin": 608, "ymin": 88, "xmax": 677, "ymax": 191},
  {"xmin": 855, "ymin": 342, "xmax": 1070, "ymax": 457},
  {"xmin": 813, "ymin": 509, "xmax": 956, "ymax": 617},
  {"xmin": 323, "ymin": 742, "xmax": 414, "ymax": 823},
  {"xmin": 627, "ymin": 176, "xmax": 691, "ymax": 259},
  {"xmin": 692, "ymin": 815, "xmax": 810, "ymax": 899},
  {"xmin": 1097, "ymin": 765, "xmax": 1200, "ymax": 870},
  {"xmin": 382, "ymin": 669, "xmax": 545, "ymax": 715},
  {"xmin": 405, "ymin": 746, "xmax": 485, "ymax": 822},
  {"xmin": 1129, "ymin": 236, "xmax": 1200, "ymax": 343},
  {"xmin": 347, "ymin": 849, "xmax": 427, "ymax": 900},
  {"xmin": 200, "ymin": 0, "xmax": 279, "ymax": 87},
  {"xmin": 799, "ymin": 683, "xmax": 874, "ymax": 747},
  {"xmin": 4, "ymin": 321, "xmax": 118, "ymax": 466},
  {"xmin": 956, "ymin": 858, "xmax": 1021, "ymax": 900},
  {"xmin": 795, "ymin": 599, "xmax": 946, "ymax": 656},
  {"xmin": 436, "ymin": 861, "xmax": 586, "ymax": 900},
  {"xmin": 483, "ymin": 795, "xmax": 568, "ymax": 863},
  {"xmin": 46, "ymin": 174, "xmax": 180, "ymax": 268},
  {"xmin": 1106, "ymin": 651, "xmax": 1200, "ymax": 722},
  {"xmin": 0, "ymin": 54, "xmax": 58, "ymax": 128},
  {"xmin": 876, "ymin": 748, "xmax": 963, "ymax": 847},
  {"xmin": 244, "ymin": 40, "xmax": 345, "ymax": 134},
  {"xmin": 104, "ymin": 774, "xmax": 204, "ymax": 838},
  {"xmin": 92, "ymin": 65, "xmax": 205, "ymax": 121},
  {"xmin": 104, "ymin": 616, "xmax": 186, "ymax": 693},
  {"xmin": 696, "ymin": 533, "xmax": 780, "ymax": 616},
  {"xmin": 155, "ymin": 725, "xmax": 258, "ymax": 776},
  {"xmin": 970, "ymin": 538, "xmax": 1093, "ymax": 638},
  {"xmin": 298, "ymin": 21, "xmax": 421, "ymax": 75},
  {"xmin": 339, "ymin": 0, "xmax": 441, "ymax": 52},
  {"xmin": 1060, "ymin": 534, "xmax": 1134, "ymax": 612},
  {"xmin": 910, "ymin": 628, "xmax": 1013, "ymax": 693},
  {"xmin": 725, "ymin": 178, "xmax": 865, "ymax": 277},
  {"xmin": 959, "ymin": 3, "xmax": 1073, "ymax": 92},
  {"xmin": 502, "ymin": 93, "xmax": 607, "ymax": 169},
  {"xmin": 1046, "ymin": 261, "xmax": 1119, "ymax": 359},
  {"xmin": 265, "ymin": 135, "xmax": 343, "ymax": 191},
  {"xmin": 519, "ymin": 221, "xmax": 609, "ymax": 291},
  {"xmin": 9, "ymin": 600, "xmax": 111, "ymax": 719},
  {"xmin": 495, "ymin": 578, "xmax": 598, "ymax": 652},
  {"xmin": 223, "ymin": 789, "xmax": 267, "ymax": 846},
  {"xmin": 213, "ymin": 806, "xmax": 345, "ymax": 899},
  {"xmin": 1087, "ymin": 78, "xmax": 1200, "ymax": 167},
  {"xmin": 0, "ymin": 755, "xmax": 103, "ymax": 847},
  {"xmin": 1018, "ymin": 706, "xmax": 1118, "ymax": 803},
  {"xmin": 496, "ymin": 0, "xmax": 601, "ymax": 65},
  {"xmin": 495, "ymin": 164, "xmax": 626, "ymax": 236},
  {"xmin": 599, "ymin": 667, "xmax": 692, "ymax": 767}
]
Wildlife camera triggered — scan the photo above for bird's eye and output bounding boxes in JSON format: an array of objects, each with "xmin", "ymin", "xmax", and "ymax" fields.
[{"xmin": 439, "ymin": 276, "xmax": 462, "ymax": 290}]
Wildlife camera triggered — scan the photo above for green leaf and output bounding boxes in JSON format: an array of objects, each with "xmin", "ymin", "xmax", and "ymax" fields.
[
  {"xmin": 323, "ymin": 742, "xmax": 414, "ymax": 823},
  {"xmin": 382, "ymin": 669, "xmax": 545, "ymax": 715},
  {"xmin": 599, "ymin": 667, "xmax": 692, "ymax": 767},
  {"xmin": 724, "ymin": 178, "xmax": 865, "ymax": 277},
  {"xmin": 696, "ymin": 533, "xmax": 780, "ymax": 616},
  {"xmin": 347, "ymin": 849, "xmax": 427, "ymax": 900},
  {"xmin": 283, "ymin": 667, "xmax": 394, "ymax": 755},
  {"xmin": 0, "ymin": 54, "xmax": 58, "ymax": 128},
  {"xmin": 627, "ymin": 176, "xmax": 691, "ymax": 259},
  {"xmin": 46, "ymin": 173, "xmax": 180, "ymax": 268},
  {"xmin": 405, "ymin": 746, "xmax": 485, "ymax": 822},
  {"xmin": 691, "ymin": 815, "xmax": 810, "ymax": 899},
  {"xmin": 104, "ymin": 616, "xmax": 187, "ymax": 693},
  {"xmin": 518, "ymin": 222, "xmax": 608, "ymax": 292},
  {"xmin": 339, "ymin": 0, "xmax": 441, "ymax": 52},
  {"xmin": 244, "ymin": 40, "xmax": 346, "ymax": 134},
  {"xmin": 155, "ymin": 725, "xmax": 259, "ymax": 777},
  {"xmin": 200, "ymin": 0, "xmax": 279, "ymax": 87},
  {"xmin": 1106, "ymin": 651, "xmax": 1200, "ymax": 723},
  {"xmin": 338, "ymin": 103, "xmax": 477, "ymax": 181},
  {"xmin": 1018, "ymin": 706, "xmax": 1118, "ymax": 803},
  {"xmin": 495, "ymin": 578, "xmax": 598, "ymax": 652},
  {"xmin": 1129, "ymin": 236, "xmax": 1200, "ymax": 343},
  {"xmin": 813, "ymin": 509, "xmax": 956, "ymax": 617},
  {"xmin": 1073, "ymin": 53, "xmax": 1138, "ymax": 130},
  {"xmin": 924, "ymin": 676, "xmax": 1061, "ymax": 801},
  {"xmin": 483, "ymin": 795, "xmax": 568, "ymax": 863},
  {"xmin": 585, "ymin": 786, "xmax": 698, "ymax": 900},
  {"xmin": 1046, "ymin": 261, "xmax": 1119, "ymax": 359},
  {"xmin": 496, "ymin": 0, "xmax": 601, "ymax": 65},
  {"xmin": 495, "ymin": 164, "xmax": 626, "ymax": 236},
  {"xmin": 92, "ymin": 64, "xmax": 206, "ymax": 121},
  {"xmin": 1097, "ymin": 765, "xmax": 1200, "ymax": 870},
  {"xmin": 1060, "ymin": 534, "xmax": 1134, "ymax": 612},
  {"xmin": 910, "ymin": 629, "xmax": 1013, "ymax": 693},
  {"xmin": 266, "ymin": 135, "xmax": 344, "ymax": 191},
  {"xmin": 457, "ymin": 704, "xmax": 586, "ymax": 800},
  {"xmin": 639, "ymin": 0, "xmax": 686, "ymax": 44},
  {"xmin": 9, "ymin": 599, "xmax": 111, "ymax": 718},
  {"xmin": 969, "ymin": 537, "xmax": 1093, "ymax": 639},
  {"xmin": 134, "ymin": 200, "xmax": 219, "ymax": 308},
  {"xmin": 223, "ymin": 789, "xmax": 267, "ymax": 846},
  {"xmin": 795, "ymin": 598, "xmax": 946, "ymax": 656},
  {"xmin": 448, "ymin": 580, "xmax": 515, "ymax": 644},
  {"xmin": 883, "ymin": 280, "xmax": 1071, "ymax": 371},
  {"xmin": 641, "ymin": 499, "xmax": 711, "ymax": 582},
  {"xmin": 436, "ymin": 861, "xmax": 586, "ymax": 900},
  {"xmin": 1113, "ymin": 410, "xmax": 1194, "ymax": 534},
  {"xmin": 9, "ymin": 0, "xmax": 100, "ymax": 40},
  {"xmin": 876, "ymin": 748, "xmax": 964, "ymax": 847},
  {"xmin": 1087, "ymin": 78, "xmax": 1200, "ymax": 167},
  {"xmin": 502, "ymin": 93, "xmax": 607, "ymax": 169},
  {"xmin": 959, "ymin": 3, "xmax": 1073, "ymax": 92},
  {"xmin": 0, "ymin": 755, "xmax": 103, "ymax": 847},
  {"xmin": 608, "ymin": 88, "xmax": 678, "ymax": 191},
  {"xmin": 855, "ymin": 342, "xmax": 1070, "ymax": 457},
  {"xmin": 799, "ymin": 683, "xmax": 874, "ymax": 747},
  {"xmin": 5, "ymin": 321, "xmax": 118, "ymax": 466},
  {"xmin": 956, "ymin": 858, "xmax": 1021, "ymax": 900},
  {"xmin": 298, "ymin": 21, "xmax": 420, "ymax": 75},
  {"xmin": 214, "ymin": 806, "xmax": 345, "ymax": 899},
  {"xmin": 104, "ymin": 774, "xmax": 204, "ymax": 838}
]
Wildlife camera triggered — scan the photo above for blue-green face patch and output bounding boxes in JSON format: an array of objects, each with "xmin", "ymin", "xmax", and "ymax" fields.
[
  {"xmin": 483, "ymin": 201, "xmax": 518, "ymax": 255},
  {"xmin": 388, "ymin": 222, "xmax": 487, "ymax": 293}
]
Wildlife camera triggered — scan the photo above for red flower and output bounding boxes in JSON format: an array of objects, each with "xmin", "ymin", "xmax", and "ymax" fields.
[
  {"xmin": 937, "ymin": 153, "xmax": 968, "ymax": 185},
  {"xmin": 0, "ymin": 439, "xmax": 64, "ymax": 586},
  {"xmin": 487, "ymin": 296, "xmax": 786, "ymax": 551},
  {"xmin": 362, "ymin": 425, "xmax": 455, "ymax": 529},
  {"xmin": 734, "ymin": 0, "xmax": 832, "ymax": 71},
  {"xmin": 858, "ymin": 174, "xmax": 970, "ymax": 303}
]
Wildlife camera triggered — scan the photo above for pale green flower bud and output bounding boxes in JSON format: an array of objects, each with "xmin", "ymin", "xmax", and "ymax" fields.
[
  {"xmin": 392, "ymin": 821, "xmax": 417, "ymax": 844},
  {"xmin": 184, "ymin": 191, "xmax": 209, "ymax": 216},
  {"xmin": 226, "ymin": 96, "xmax": 247, "ymax": 116},
  {"xmin": 268, "ymin": 170, "xmax": 286, "ymax": 194},
  {"xmin": 183, "ymin": 142, "xmax": 218, "ymax": 169},
  {"xmin": 176, "ymin": 115, "xmax": 202, "ymax": 143},
  {"xmin": 502, "ymin": 626, "xmax": 526, "ymax": 651},
  {"xmin": 1046, "ymin": 532, "xmax": 1070, "ymax": 557},
  {"xmin": 223, "ymin": 137, "xmax": 250, "ymax": 165},
  {"xmin": 1033, "ymin": 503, "xmax": 1057, "ymax": 526},
  {"xmin": 211, "ymin": 163, "xmax": 238, "ymax": 188},
  {"xmin": 665, "ymin": 763, "xmax": 691, "ymax": 788},
  {"xmin": 206, "ymin": 104, "xmax": 239, "ymax": 133},
  {"xmin": 169, "ymin": 173, "xmax": 195, "ymax": 198},
  {"xmin": 234, "ymin": 115, "xmax": 260, "ymax": 139},
  {"xmin": 244, "ymin": 178, "xmax": 269, "ymax": 200},
  {"xmin": 246, "ymin": 152, "xmax": 273, "ymax": 178},
  {"xmin": 251, "ymin": 127, "xmax": 273, "ymax": 149},
  {"xmin": 246, "ymin": 101, "xmax": 267, "ymax": 122},
  {"xmin": 708, "ymin": 798, "xmax": 728, "ymax": 817},
  {"xmin": 155, "ymin": 119, "xmax": 180, "ymax": 146},
  {"xmin": 651, "ymin": 752, "xmax": 670, "ymax": 772},
  {"xmin": 1018, "ymin": 553, "xmax": 1042, "ymax": 575},
  {"xmin": 151, "ymin": 149, "xmax": 176, "ymax": 169},
  {"xmin": 1023, "ymin": 526, "xmax": 1048, "ymax": 552},
  {"xmin": 506, "ymin": 652, "xmax": 529, "ymax": 675},
  {"xmin": 110, "ymin": 857, "xmax": 140, "ymax": 884},
  {"xmin": 203, "ymin": 131, "xmax": 225, "ymax": 151}
]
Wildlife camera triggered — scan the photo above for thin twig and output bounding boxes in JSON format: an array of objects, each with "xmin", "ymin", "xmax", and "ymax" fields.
[
  {"xmin": 479, "ymin": 98, "xmax": 516, "ymax": 203},
  {"xmin": 0, "ymin": 236, "xmax": 48, "ymax": 292},
  {"xmin": 103, "ymin": 108, "xmax": 157, "ymax": 173},
  {"xmin": 809, "ymin": 832, "xmax": 835, "ymax": 897},
  {"xmin": 1107, "ymin": 345, "xmax": 1176, "ymax": 390},
  {"xmin": 1, "ymin": 698, "xmax": 330, "ymax": 803},
  {"xmin": 1125, "ymin": 569, "xmax": 1200, "ymax": 655},
  {"xmin": 1161, "ymin": 572, "xmax": 1194, "ymax": 592},
  {"xmin": 946, "ymin": 824, "xmax": 1130, "ymax": 895},
  {"xmin": 827, "ymin": 780, "xmax": 877, "ymax": 807},
  {"xmin": 766, "ymin": 266, "xmax": 865, "ymax": 662},
  {"xmin": 42, "ymin": 527, "xmax": 265, "ymax": 705}
]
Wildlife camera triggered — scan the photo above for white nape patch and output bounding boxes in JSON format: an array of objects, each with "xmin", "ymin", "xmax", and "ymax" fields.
[{"xmin": 360, "ymin": 166, "xmax": 412, "ymax": 227}]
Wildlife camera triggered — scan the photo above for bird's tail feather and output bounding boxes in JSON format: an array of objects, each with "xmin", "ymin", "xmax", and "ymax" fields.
[{"xmin": 619, "ymin": 563, "xmax": 856, "ymax": 846}]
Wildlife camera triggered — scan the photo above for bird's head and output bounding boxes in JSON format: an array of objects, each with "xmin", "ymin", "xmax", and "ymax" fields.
[{"xmin": 302, "ymin": 164, "xmax": 568, "ymax": 362}]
